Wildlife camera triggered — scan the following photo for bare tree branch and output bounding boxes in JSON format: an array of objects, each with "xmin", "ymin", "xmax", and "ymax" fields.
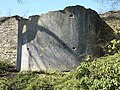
[
  {"xmin": 98, "ymin": 0, "xmax": 120, "ymax": 5},
  {"xmin": 17, "ymin": 0, "xmax": 24, "ymax": 3}
]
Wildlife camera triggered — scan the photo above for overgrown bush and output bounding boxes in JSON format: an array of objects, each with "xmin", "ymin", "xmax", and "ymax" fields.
[
  {"xmin": 0, "ymin": 60, "xmax": 10, "ymax": 75},
  {"xmin": 0, "ymin": 53, "xmax": 120, "ymax": 90},
  {"xmin": 54, "ymin": 53, "xmax": 120, "ymax": 90},
  {"xmin": 106, "ymin": 39, "xmax": 120, "ymax": 55}
]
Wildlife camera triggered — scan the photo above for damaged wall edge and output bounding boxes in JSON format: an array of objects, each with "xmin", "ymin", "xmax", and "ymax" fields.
[{"xmin": 0, "ymin": 5, "xmax": 115, "ymax": 71}]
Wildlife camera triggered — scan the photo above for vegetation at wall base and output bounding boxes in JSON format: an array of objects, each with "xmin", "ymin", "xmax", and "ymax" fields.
[
  {"xmin": 0, "ymin": 60, "xmax": 10, "ymax": 76},
  {"xmin": 0, "ymin": 52, "xmax": 120, "ymax": 90}
]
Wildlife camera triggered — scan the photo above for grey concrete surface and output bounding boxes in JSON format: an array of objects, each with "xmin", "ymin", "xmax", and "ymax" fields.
[
  {"xmin": 0, "ymin": 5, "xmax": 115, "ymax": 71},
  {"xmin": 19, "ymin": 5, "xmax": 114, "ymax": 71}
]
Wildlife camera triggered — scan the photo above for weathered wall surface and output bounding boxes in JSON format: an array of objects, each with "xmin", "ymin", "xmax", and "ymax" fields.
[
  {"xmin": 16, "ymin": 18, "xmax": 29, "ymax": 71},
  {"xmin": 0, "ymin": 16, "xmax": 18, "ymax": 64},
  {"xmin": 0, "ymin": 6, "xmax": 115, "ymax": 71},
  {"xmin": 20, "ymin": 6, "xmax": 114, "ymax": 71},
  {"xmin": 100, "ymin": 11, "xmax": 120, "ymax": 38}
]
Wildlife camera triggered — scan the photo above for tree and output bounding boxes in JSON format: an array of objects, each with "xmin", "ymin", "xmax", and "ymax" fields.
[
  {"xmin": 98, "ymin": 0, "xmax": 120, "ymax": 6},
  {"xmin": 17, "ymin": 0, "xmax": 23, "ymax": 3},
  {"xmin": 17, "ymin": 0, "xmax": 120, "ymax": 5}
]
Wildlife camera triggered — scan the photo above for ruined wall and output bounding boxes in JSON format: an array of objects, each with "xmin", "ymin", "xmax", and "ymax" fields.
[
  {"xmin": 0, "ymin": 6, "xmax": 115, "ymax": 71},
  {"xmin": 19, "ymin": 6, "xmax": 114, "ymax": 71},
  {"xmin": 0, "ymin": 16, "xmax": 18, "ymax": 64},
  {"xmin": 100, "ymin": 11, "xmax": 120, "ymax": 39}
]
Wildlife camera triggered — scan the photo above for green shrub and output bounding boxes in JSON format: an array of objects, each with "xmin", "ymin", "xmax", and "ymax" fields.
[
  {"xmin": 0, "ymin": 78, "xmax": 8, "ymax": 90},
  {"xmin": 106, "ymin": 39, "xmax": 120, "ymax": 55},
  {"xmin": 54, "ymin": 53, "xmax": 120, "ymax": 90},
  {"xmin": 0, "ymin": 60, "xmax": 10, "ymax": 75},
  {"xmin": 0, "ymin": 53, "xmax": 120, "ymax": 90}
]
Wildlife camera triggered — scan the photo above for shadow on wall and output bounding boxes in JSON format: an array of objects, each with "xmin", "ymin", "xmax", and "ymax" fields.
[
  {"xmin": 16, "ymin": 11, "xmax": 115, "ymax": 71},
  {"xmin": 90, "ymin": 16, "xmax": 116, "ymax": 57},
  {"xmin": 17, "ymin": 16, "xmax": 80, "ymax": 71},
  {"xmin": 22, "ymin": 16, "xmax": 78, "ymax": 57}
]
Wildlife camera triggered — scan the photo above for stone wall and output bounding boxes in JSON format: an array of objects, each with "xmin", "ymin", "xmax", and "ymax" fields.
[
  {"xmin": 19, "ymin": 6, "xmax": 114, "ymax": 71},
  {"xmin": 0, "ymin": 16, "xmax": 18, "ymax": 64},
  {"xmin": 0, "ymin": 5, "xmax": 115, "ymax": 71},
  {"xmin": 100, "ymin": 10, "xmax": 120, "ymax": 38}
]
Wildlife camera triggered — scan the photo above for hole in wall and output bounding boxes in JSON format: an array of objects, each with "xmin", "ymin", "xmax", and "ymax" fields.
[
  {"xmin": 27, "ymin": 48, "xmax": 29, "ymax": 50},
  {"xmin": 89, "ymin": 25, "xmax": 91, "ymax": 29},
  {"xmin": 69, "ymin": 14, "xmax": 74, "ymax": 18},
  {"xmin": 72, "ymin": 47, "xmax": 76, "ymax": 50}
]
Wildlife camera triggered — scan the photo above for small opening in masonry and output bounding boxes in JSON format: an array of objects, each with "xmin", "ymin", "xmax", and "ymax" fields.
[
  {"xmin": 69, "ymin": 14, "xmax": 74, "ymax": 18},
  {"xmin": 89, "ymin": 25, "xmax": 91, "ymax": 28},
  {"xmin": 27, "ymin": 48, "xmax": 29, "ymax": 50},
  {"xmin": 72, "ymin": 47, "xmax": 76, "ymax": 50}
]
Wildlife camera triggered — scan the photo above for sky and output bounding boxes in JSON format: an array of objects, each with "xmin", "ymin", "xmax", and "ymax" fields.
[{"xmin": 0, "ymin": 0, "xmax": 120, "ymax": 18}]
